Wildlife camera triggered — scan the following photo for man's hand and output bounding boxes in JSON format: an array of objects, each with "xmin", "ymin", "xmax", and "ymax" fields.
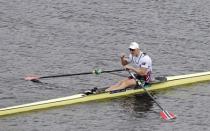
[
  {"xmin": 124, "ymin": 65, "xmax": 146, "ymax": 76},
  {"xmin": 120, "ymin": 53, "xmax": 126, "ymax": 59},
  {"xmin": 120, "ymin": 53, "xmax": 128, "ymax": 66},
  {"xmin": 123, "ymin": 65, "xmax": 135, "ymax": 71}
]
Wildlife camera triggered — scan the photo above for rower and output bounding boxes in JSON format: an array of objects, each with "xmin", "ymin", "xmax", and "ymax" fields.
[{"xmin": 105, "ymin": 42, "xmax": 152, "ymax": 92}]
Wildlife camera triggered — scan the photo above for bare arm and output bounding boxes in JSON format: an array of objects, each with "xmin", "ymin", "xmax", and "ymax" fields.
[{"xmin": 124, "ymin": 65, "xmax": 148, "ymax": 76}]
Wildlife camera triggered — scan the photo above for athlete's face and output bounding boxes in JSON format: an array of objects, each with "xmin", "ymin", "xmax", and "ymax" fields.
[{"xmin": 129, "ymin": 48, "xmax": 139, "ymax": 56}]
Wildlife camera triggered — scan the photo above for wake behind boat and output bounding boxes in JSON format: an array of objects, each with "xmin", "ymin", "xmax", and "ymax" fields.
[{"xmin": 0, "ymin": 71, "xmax": 210, "ymax": 117}]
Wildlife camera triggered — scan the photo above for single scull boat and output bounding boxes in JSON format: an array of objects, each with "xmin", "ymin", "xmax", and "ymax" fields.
[{"xmin": 0, "ymin": 71, "xmax": 210, "ymax": 116}]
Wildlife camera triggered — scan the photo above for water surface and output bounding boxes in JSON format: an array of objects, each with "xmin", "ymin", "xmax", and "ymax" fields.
[{"xmin": 0, "ymin": 0, "xmax": 210, "ymax": 131}]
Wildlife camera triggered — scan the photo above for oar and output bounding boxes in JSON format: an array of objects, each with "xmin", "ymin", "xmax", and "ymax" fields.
[
  {"xmin": 25, "ymin": 69, "xmax": 124, "ymax": 82},
  {"xmin": 127, "ymin": 71, "xmax": 176, "ymax": 120}
]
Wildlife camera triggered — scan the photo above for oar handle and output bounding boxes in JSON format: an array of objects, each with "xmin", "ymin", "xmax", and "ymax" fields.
[{"xmin": 99, "ymin": 69, "xmax": 125, "ymax": 74}]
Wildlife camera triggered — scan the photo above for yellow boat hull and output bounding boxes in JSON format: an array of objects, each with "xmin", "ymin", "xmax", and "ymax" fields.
[{"xmin": 0, "ymin": 71, "xmax": 210, "ymax": 116}]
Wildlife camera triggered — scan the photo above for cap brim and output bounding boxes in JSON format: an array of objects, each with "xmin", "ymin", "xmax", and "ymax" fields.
[{"xmin": 129, "ymin": 46, "xmax": 138, "ymax": 49}]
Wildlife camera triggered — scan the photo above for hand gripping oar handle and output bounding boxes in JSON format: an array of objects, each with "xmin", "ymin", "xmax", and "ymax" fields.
[
  {"xmin": 25, "ymin": 69, "xmax": 125, "ymax": 81},
  {"xmin": 127, "ymin": 71, "xmax": 176, "ymax": 120}
]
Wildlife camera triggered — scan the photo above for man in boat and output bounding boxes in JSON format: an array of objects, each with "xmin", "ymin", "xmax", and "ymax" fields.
[{"xmin": 105, "ymin": 42, "xmax": 152, "ymax": 92}]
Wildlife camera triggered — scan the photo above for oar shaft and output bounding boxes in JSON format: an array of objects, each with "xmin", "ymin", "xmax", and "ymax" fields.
[
  {"xmin": 100, "ymin": 69, "xmax": 124, "ymax": 73},
  {"xmin": 128, "ymin": 71, "xmax": 176, "ymax": 120},
  {"xmin": 27, "ymin": 69, "xmax": 125, "ymax": 80},
  {"xmin": 40, "ymin": 72, "xmax": 91, "ymax": 79},
  {"xmin": 128, "ymin": 71, "xmax": 164, "ymax": 111},
  {"xmin": 141, "ymin": 86, "xmax": 164, "ymax": 111}
]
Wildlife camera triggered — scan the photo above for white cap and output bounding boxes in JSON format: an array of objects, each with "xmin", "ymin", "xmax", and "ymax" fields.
[{"xmin": 129, "ymin": 42, "xmax": 139, "ymax": 49}]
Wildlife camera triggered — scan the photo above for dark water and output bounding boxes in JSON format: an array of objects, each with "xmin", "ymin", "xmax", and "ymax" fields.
[{"xmin": 1, "ymin": 0, "xmax": 210, "ymax": 130}]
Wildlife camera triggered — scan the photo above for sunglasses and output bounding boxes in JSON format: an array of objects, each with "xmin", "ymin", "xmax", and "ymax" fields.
[{"xmin": 129, "ymin": 48, "xmax": 135, "ymax": 51}]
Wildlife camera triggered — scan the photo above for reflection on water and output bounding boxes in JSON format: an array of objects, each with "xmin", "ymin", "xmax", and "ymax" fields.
[
  {"xmin": 132, "ymin": 94, "xmax": 154, "ymax": 112},
  {"xmin": 120, "ymin": 93, "xmax": 155, "ymax": 118}
]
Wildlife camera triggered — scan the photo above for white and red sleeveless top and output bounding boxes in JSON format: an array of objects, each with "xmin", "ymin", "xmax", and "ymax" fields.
[{"xmin": 128, "ymin": 52, "xmax": 152, "ymax": 83}]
